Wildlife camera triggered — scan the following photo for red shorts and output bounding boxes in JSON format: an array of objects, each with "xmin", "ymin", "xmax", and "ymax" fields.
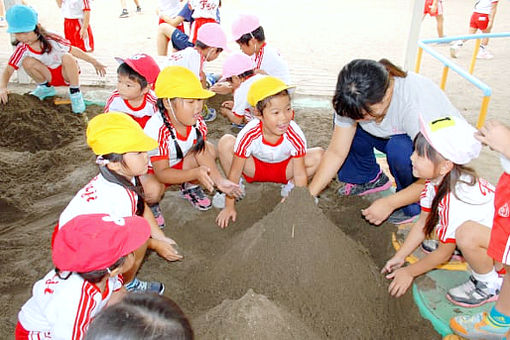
[
  {"xmin": 15, "ymin": 322, "xmax": 29, "ymax": 339},
  {"xmin": 190, "ymin": 18, "xmax": 216, "ymax": 44},
  {"xmin": 243, "ymin": 157, "xmax": 291, "ymax": 184},
  {"xmin": 470, "ymin": 12, "xmax": 490, "ymax": 30},
  {"xmin": 423, "ymin": 0, "xmax": 443, "ymax": 16},
  {"xmin": 48, "ymin": 65, "xmax": 68, "ymax": 87},
  {"xmin": 158, "ymin": 18, "xmax": 185, "ymax": 33},
  {"xmin": 64, "ymin": 18, "xmax": 94, "ymax": 52},
  {"xmin": 488, "ymin": 173, "xmax": 510, "ymax": 264},
  {"xmin": 147, "ymin": 159, "xmax": 184, "ymax": 188}
]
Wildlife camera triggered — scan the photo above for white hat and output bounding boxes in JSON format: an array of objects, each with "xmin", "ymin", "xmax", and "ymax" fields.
[{"xmin": 419, "ymin": 115, "xmax": 481, "ymax": 164}]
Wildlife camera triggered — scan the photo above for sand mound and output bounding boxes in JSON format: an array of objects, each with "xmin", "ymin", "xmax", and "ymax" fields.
[{"xmin": 194, "ymin": 289, "xmax": 320, "ymax": 339}]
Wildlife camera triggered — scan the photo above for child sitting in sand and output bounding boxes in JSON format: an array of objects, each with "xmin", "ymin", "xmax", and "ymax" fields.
[{"xmin": 215, "ymin": 76, "xmax": 323, "ymax": 228}]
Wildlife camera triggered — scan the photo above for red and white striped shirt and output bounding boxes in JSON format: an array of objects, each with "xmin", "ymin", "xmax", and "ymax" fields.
[
  {"xmin": 8, "ymin": 34, "xmax": 71, "ymax": 70},
  {"xmin": 232, "ymin": 74, "xmax": 265, "ymax": 121},
  {"xmin": 252, "ymin": 43, "xmax": 290, "ymax": 84},
  {"xmin": 104, "ymin": 90, "xmax": 158, "ymax": 128},
  {"xmin": 420, "ymin": 176, "xmax": 495, "ymax": 243},
  {"xmin": 60, "ymin": 0, "xmax": 91, "ymax": 19},
  {"xmin": 18, "ymin": 270, "xmax": 122, "ymax": 340},
  {"xmin": 234, "ymin": 118, "xmax": 306, "ymax": 163}
]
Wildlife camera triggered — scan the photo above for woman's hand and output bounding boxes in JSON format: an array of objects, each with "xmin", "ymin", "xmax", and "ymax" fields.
[
  {"xmin": 476, "ymin": 120, "xmax": 510, "ymax": 156},
  {"xmin": 216, "ymin": 206, "xmax": 236, "ymax": 228},
  {"xmin": 386, "ymin": 267, "xmax": 413, "ymax": 297}
]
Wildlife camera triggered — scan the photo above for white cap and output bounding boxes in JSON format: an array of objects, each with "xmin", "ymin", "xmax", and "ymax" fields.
[{"xmin": 419, "ymin": 115, "xmax": 481, "ymax": 164}]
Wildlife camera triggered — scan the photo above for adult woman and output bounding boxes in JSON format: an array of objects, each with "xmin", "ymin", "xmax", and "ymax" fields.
[{"xmin": 309, "ymin": 58, "xmax": 461, "ymax": 225}]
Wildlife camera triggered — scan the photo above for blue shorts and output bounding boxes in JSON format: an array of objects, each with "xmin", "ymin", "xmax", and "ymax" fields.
[
  {"xmin": 177, "ymin": 2, "xmax": 193, "ymax": 23},
  {"xmin": 171, "ymin": 29, "xmax": 194, "ymax": 51}
]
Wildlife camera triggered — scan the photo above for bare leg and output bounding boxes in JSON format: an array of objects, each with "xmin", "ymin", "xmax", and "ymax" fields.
[
  {"xmin": 140, "ymin": 174, "xmax": 166, "ymax": 204},
  {"xmin": 122, "ymin": 239, "xmax": 148, "ymax": 284},
  {"xmin": 60, "ymin": 53, "xmax": 80, "ymax": 87},
  {"xmin": 120, "ymin": 0, "xmax": 127, "ymax": 9},
  {"xmin": 456, "ymin": 221, "xmax": 493, "ymax": 274},
  {"xmin": 436, "ymin": 15, "xmax": 444, "ymax": 37},
  {"xmin": 157, "ymin": 23, "xmax": 176, "ymax": 56},
  {"xmin": 21, "ymin": 57, "xmax": 52, "ymax": 83},
  {"xmin": 218, "ymin": 134, "xmax": 236, "ymax": 175},
  {"xmin": 133, "ymin": 0, "xmax": 140, "ymax": 7}
]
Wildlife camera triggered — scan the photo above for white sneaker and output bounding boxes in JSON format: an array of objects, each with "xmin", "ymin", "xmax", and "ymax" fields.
[
  {"xmin": 212, "ymin": 192, "xmax": 226, "ymax": 209},
  {"xmin": 280, "ymin": 181, "xmax": 295, "ymax": 197},
  {"xmin": 477, "ymin": 48, "xmax": 494, "ymax": 60},
  {"xmin": 449, "ymin": 40, "xmax": 463, "ymax": 58}
]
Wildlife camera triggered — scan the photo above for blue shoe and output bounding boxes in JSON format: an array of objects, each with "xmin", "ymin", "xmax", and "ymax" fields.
[
  {"xmin": 69, "ymin": 91, "xmax": 86, "ymax": 114},
  {"xmin": 125, "ymin": 278, "xmax": 165, "ymax": 295},
  {"xmin": 203, "ymin": 107, "xmax": 217, "ymax": 122},
  {"xmin": 450, "ymin": 312, "xmax": 509, "ymax": 339},
  {"xmin": 30, "ymin": 85, "xmax": 56, "ymax": 100}
]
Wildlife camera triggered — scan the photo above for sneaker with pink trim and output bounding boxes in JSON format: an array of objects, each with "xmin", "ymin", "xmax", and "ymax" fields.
[
  {"xmin": 447, "ymin": 275, "xmax": 501, "ymax": 308},
  {"xmin": 337, "ymin": 170, "xmax": 392, "ymax": 196},
  {"xmin": 179, "ymin": 183, "xmax": 212, "ymax": 211},
  {"xmin": 149, "ymin": 203, "xmax": 165, "ymax": 229}
]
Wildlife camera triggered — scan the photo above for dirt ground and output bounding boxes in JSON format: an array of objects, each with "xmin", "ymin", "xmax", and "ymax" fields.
[{"xmin": 0, "ymin": 93, "xmax": 437, "ymax": 338}]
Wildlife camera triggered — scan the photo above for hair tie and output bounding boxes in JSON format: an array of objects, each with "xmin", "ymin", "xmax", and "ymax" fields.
[{"xmin": 96, "ymin": 155, "xmax": 110, "ymax": 165}]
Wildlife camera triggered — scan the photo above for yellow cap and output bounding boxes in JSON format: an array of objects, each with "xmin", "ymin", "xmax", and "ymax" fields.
[
  {"xmin": 155, "ymin": 66, "xmax": 215, "ymax": 99},
  {"xmin": 247, "ymin": 76, "xmax": 294, "ymax": 107},
  {"xmin": 86, "ymin": 112, "xmax": 158, "ymax": 155}
]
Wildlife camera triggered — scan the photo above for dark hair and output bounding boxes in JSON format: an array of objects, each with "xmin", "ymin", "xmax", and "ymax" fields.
[
  {"xmin": 332, "ymin": 58, "xmax": 407, "ymax": 120},
  {"xmin": 255, "ymin": 89, "xmax": 290, "ymax": 114},
  {"xmin": 84, "ymin": 293, "xmax": 193, "ymax": 340},
  {"xmin": 414, "ymin": 132, "xmax": 478, "ymax": 236},
  {"xmin": 117, "ymin": 63, "xmax": 148, "ymax": 89},
  {"xmin": 55, "ymin": 256, "xmax": 127, "ymax": 284},
  {"xmin": 13, "ymin": 24, "xmax": 53, "ymax": 51},
  {"xmin": 156, "ymin": 98, "xmax": 205, "ymax": 158},
  {"xmin": 226, "ymin": 69, "xmax": 254, "ymax": 83},
  {"xmin": 236, "ymin": 26, "xmax": 265, "ymax": 45},
  {"xmin": 99, "ymin": 154, "xmax": 146, "ymax": 216},
  {"xmin": 195, "ymin": 40, "xmax": 223, "ymax": 53}
]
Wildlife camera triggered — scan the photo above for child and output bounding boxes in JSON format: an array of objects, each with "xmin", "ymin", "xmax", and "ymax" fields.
[
  {"xmin": 231, "ymin": 14, "xmax": 290, "ymax": 85},
  {"xmin": 15, "ymin": 213, "xmax": 150, "ymax": 340},
  {"xmin": 450, "ymin": 120, "xmax": 510, "ymax": 338},
  {"xmin": 217, "ymin": 52, "xmax": 266, "ymax": 125},
  {"xmin": 0, "ymin": 5, "xmax": 106, "ymax": 113},
  {"xmin": 157, "ymin": 0, "xmax": 185, "ymax": 33},
  {"xmin": 56, "ymin": 0, "xmax": 95, "ymax": 52},
  {"xmin": 143, "ymin": 66, "xmax": 242, "ymax": 212},
  {"xmin": 422, "ymin": 0, "xmax": 445, "ymax": 39},
  {"xmin": 59, "ymin": 112, "xmax": 182, "ymax": 294},
  {"xmin": 104, "ymin": 53, "xmax": 160, "ymax": 128},
  {"xmin": 450, "ymin": 0, "xmax": 499, "ymax": 59},
  {"xmin": 382, "ymin": 116, "xmax": 502, "ymax": 307},
  {"xmin": 215, "ymin": 76, "xmax": 324, "ymax": 228},
  {"xmin": 85, "ymin": 292, "xmax": 193, "ymax": 339}
]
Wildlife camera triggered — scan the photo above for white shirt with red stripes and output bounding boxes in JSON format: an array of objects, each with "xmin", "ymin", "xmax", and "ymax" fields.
[
  {"xmin": 252, "ymin": 43, "xmax": 291, "ymax": 85},
  {"xmin": 144, "ymin": 113, "xmax": 208, "ymax": 168},
  {"xmin": 474, "ymin": 0, "xmax": 498, "ymax": 14},
  {"xmin": 234, "ymin": 118, "xmax": 307, "ymax": 163},
  {"xmin": 59, "ymin": 174, "xmax": 139, "ymax": 227},
  {"xmin": 18, "ymin": 270, "xmax": 122, "ymax": 340},
  {"xmin": 163, "ymin": 47, "xmax": 203, "ymax": 80},
  {"xmin": 8, "ymin": 34, "xmax": 71, "ymax": 70},
  {"xmin": 420, "ymin": 176, "xmax": 495, "ymax": 243},
  {"xmin": 232, "ymin": 74, "xmax": 265, "ymax": 122},
  {"xmin": 158, "ymin": 0, "xmax": 184, "ymax": 17},
  {"xmin": 60, "ymin": 0, "xmax": 91, "ymax": 19},
  {"xmin": 189, "ymin": 0, "xmax": 219, "ymax": 19},
  {"xmin": 104, "ymin": 90, "xmax": 158, "ymax": 119}
]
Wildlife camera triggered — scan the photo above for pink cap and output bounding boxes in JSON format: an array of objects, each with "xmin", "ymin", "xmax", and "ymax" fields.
[
  {"xmin": 221, "ymin": 53, "xmax": 254, "ymax": 80},
  {"xmin": 197, "ymin": 23, "xmax": 229, "ymax": 51},
  {"xmin": 52, "ymin": 214, "xmax": 150, "ymax": 272},
  {"xmin": 115, "ymin": 53, "xmax": 161, "ymax": 85},
  {"xmin": 231, "ymin": 14, "xmax": 260, "ymax": 41}
]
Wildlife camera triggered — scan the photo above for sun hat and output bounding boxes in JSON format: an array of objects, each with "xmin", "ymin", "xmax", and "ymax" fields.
[
  {"xmin": 197, "ymin": 23, "xmax": 229, "ymax": 51},
  {"xmin": 220, "ymin": 53, "xmax": 254, "ymax": 81},
  {"xmin": 6, "ymin": 5, "xmax": 38, "ymax": 33},
  {"xmin": 247, "ymin": 76, "xmax": 295, "ymax": 107},
  {"xmin": 52, "ymin": 214, "xmax": 150, "ymax": 272},
  {"xmin": 87, "ymin": 112, "xmax": 158, "ymax": 155},
  {"xmin": 231, "ymin": 14, "xmax": 260, "ymax": 41},
  {"xmin": 115, "ymin": 53, "xmax": 161, "ymax": 85},
  {"xmin": 419, "ymin": 115, "xmax": 481, "ymax": 165},
  {"xmin": 155, "ymin": 66, "xmax": 215, "ymax": 99}
]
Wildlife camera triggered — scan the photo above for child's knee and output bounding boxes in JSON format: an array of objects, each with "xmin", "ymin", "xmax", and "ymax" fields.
[
  {"xmin": 455, "ymin": 221, "xmax": 487, "ymax": 249},
  {"xmin": 21, "ymin": 56, "xmax": 39, "ymax": 69},
  {"xmin": 142, "ymin": 179, "xmax": 165, "ymax": 203},
  {"xmin": 205, "ymin": 141, "xmax": 217, "ymax": 158},
  {"xmin": 218, "ymin": 134, "xmax": 235, "ymax": 153}
]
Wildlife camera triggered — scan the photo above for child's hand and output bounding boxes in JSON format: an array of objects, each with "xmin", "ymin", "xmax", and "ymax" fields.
[
  {"xmin": 221, "ymin": 100, "xmax": 234, "ymax": 110},
  {"xmin": 0, "ymin": 87, "xmax": 8, "ymax": 104},
  {"xmin": 216, "ymin": 206, "xmax": 237, "ymax": 228},
  {"xmin": 476, "ymin": 120, "xmax": 510, "ymax": 156},
  {"xmin": 79, "ymin": 26, "xmax": 89, "ymax": 40},
  {"xmin": 386, "ymin": 267, "xmax": 413, "ymax": 297},
  {"xmin": 362, "ymin": 197, "xmax": 394, "ymax": 225},
  {"xmin": 215, "ymin": 178, "xmax": 242, "ymax": 198},
  {"xmin": 381, "ymin": 256, "xmax": 405, "ymax": 274},
  {"xmin": 92, "ymin": 61, "xmax": 107, "ymax": 77},
  {"xmin": 210, "ymin": 82, "xmax": 233, "ymax": 95},
  {"xmin": 195, "ymin": 165, "xmax": 215, "ymax": 193},
  {"xmin": 153, "ymin": 238, "xmax": 183, "ymax": 261}
]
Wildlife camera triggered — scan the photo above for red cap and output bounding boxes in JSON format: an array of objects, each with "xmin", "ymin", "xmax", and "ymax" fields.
[
  {"xmin": 115, "ymin": 53, "xmax": 161, "ymax": 85},
  {"xmin": 52, "ymin": 214, "xmax": 150, "ymax": 272}
]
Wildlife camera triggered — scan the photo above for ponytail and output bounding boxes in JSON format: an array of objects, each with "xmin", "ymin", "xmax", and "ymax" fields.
[{"xmin": 378, "ymin": 58, "xmax": 407, "ymax": 78}]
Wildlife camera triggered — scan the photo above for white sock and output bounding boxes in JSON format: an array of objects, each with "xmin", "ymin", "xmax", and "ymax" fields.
[{"xmin": 473, "ymin": 269, "xmax": 502, "ymax": 292}]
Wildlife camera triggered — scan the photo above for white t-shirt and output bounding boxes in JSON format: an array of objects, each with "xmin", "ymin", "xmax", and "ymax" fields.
[
  {"xmin": 158, "ymin": 0, "xmax": 184, "ymax": 17},
  {"xmin": 144, "ymin": 114, "xmax": 208, "ymax": 168},
  {"xmin": 60, "ymin": 0, "xmax": 91, "ymax": 19},
  {"xmin": 474, "ymin": 0, "xmax": 498, "ymax": 14},
  {"xmin": 420, "ymin": 176, "xmax": 495, "ymax": 243},
  {"xmin": 18, "ymin": 270, "xmax": 122, "ymax": 340},
  {"xmin": 189, "ymin": 0, "xmax": 219, "ymax": 19},
  {"xmin": 252, "ymin": 43, "xmax": 291, "ymax": 85},
  {"xmin": 232, "ymin": 74, "xmax": 266, "ymax": 121},
  {"xmin": 334, "ymin": 72, "xmax": 460, "ymax": 139},
  {"xmin": 104, "ymin": 90, "xmax": 158, "ymax": 119},
  {"xmin": 8, "ymin": 34, "xmax": 71, "ymax": 70},
  {"xmin": 234, "ymin": 118, "xmax": 307, "ymax": 163},
  {"xmin": 164, "ymin": 47, "xmax": 203, "ymax": 79},
  {"xmin": 59, "ymin": 174, "xmax": 139, "ymax": 227}
]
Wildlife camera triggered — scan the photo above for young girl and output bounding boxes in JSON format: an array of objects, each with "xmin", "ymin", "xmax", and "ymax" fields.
[
  {"xmin": 0, "ymin": 5, "xmax": 106, "ymax": 113},
  {"xmin": 59, "ymin": 112, "xmax": 182, "ymax": 295},
  {"xmin": 143, "ymin": 65, "xmax": 242, "ymax": 212},
  {"xmin": 56, "ymin": 0, "xmax": 95, "ymax": 52},
  {"xmin": 382, "ymin": 115, "xmax": 502, "ymax": 307},
  {"xmin": 215, "ymin": 76, "xmax": 323, "ymax": 228},
  {"xmin": 16, "ymin": 213, "xmax": 150, "ymax": 340}
]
